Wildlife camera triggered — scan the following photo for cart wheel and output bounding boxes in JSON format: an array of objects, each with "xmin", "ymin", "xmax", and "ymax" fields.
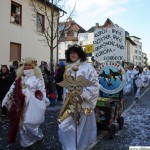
[
  {"xmin": 109, "ymin": 124, "xmax": 116, "ymax": 139},
  {"xmin": 117, "ymin": 116, "xmax": 124, "ymax": 130}
]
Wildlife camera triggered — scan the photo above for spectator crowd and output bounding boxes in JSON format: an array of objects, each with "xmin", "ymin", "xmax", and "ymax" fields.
[
  {"xmin": 0, "ymin": 60, "xmax": 66, "ymax": 117},
  {"xmin": 1, "ymin": 60, "xmax": 150, "ymax": 118}
]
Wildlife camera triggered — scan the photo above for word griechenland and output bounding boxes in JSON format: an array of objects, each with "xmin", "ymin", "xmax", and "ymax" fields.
[{"xmin": 94, "ymin": 28, "xmax": 125, "ymax": 62}]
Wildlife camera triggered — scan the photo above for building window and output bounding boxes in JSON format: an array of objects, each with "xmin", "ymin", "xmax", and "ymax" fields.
[
  {"xmin": 10, "ymin": 1, "xmax": 22, "ymax": 25},
  {"xmin": 138, "ymin": 45, "xmax": 141, "ymax": 49},
  {"xmin": 37, "ymin": 13, "xmax": 44, "ymax": 33},
  {"xmin": 68, "ymin": 31, "xmax": 74, "ymax": 36},
  {"xmin": 10, "ymin": 42, "xmax": 21, "ymax": 61},
  {"xmin": 74, "ymin": 32, "xmax": 77, "ymax": 37},
  {"xmin": 79, "ymin": 33, "xmax": 88, "ymax": 41}
]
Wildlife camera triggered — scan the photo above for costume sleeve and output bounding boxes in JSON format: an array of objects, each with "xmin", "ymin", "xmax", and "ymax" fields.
[
  {"xmin": 2, "ymin": 82, "xmax": 15, "ymax": 109},
  {"xmin": 37, "ymin": 77, "xmax": 50, "ymax": 106},
  {"xmin": 81, "ymin": 64, "xmax": 100, "ymax": 108}
]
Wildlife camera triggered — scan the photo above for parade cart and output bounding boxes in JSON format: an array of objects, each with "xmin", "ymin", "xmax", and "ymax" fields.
[
  {"xmin": 95, "ymin": 91, "xmax": 124, "ymax": 139},
  {"xmin": 93, "ymin": 26, "xmax": 126, "ymax": 139},
  {"xmin": 95, "ymin": 62, "xmax": 126, "ymax": 139}
]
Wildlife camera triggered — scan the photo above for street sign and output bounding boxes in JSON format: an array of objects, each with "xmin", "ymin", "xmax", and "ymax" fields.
[
  {"xmin": 85, "ymin": 44, "xmax": 94, "ymax": 53},
  {"xmin": 94, "ymin": 27, "xmax": 125, "ymax": 62}
]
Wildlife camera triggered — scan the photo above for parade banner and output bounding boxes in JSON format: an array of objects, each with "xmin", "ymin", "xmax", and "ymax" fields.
[
  {"xmin": 97, "ymin": 62, "xmax": 126, "ymax": 94},
  {"xmin": 94, "ymin": 27, "xmax": 125, "ymax": 62}
]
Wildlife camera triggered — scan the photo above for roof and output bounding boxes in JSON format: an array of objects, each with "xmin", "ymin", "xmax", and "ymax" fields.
[
  {"xmin": 130, "ymin": 36, "xmax": 141, "ymax": 40},
  {"xmin": 39, "ymin": 0, "xmax": 66, "ymax": 13},
  {"xmin": 59, "ymin": 19, "xmax": 86, "ymax": 33},
  {"xmin": 126, "ymin": 37, "xmax": 137, "ymax": 45},
  {"xmin": 87, "ymin": 26, "xmax": 95, "ymax": 33},
  {"xmin": 103, "ymin": 18, "xmax": 116, "ymax": 27},
  {"xmin": 87, "ymin": 18, "xmax": 118, "ymax": 33},
  {"xmin": 87, "ymin": 26, "xmax": 103, "ymax": 33}
]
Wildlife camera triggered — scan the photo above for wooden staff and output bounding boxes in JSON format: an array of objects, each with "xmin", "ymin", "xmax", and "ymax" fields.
[
  {"xmin": 74, "ymin": 66, "xmax": 78, "ymax": 148},
  {"xmin": 74, "ymin": 97, "xmax": 78, "ymax": 148}
]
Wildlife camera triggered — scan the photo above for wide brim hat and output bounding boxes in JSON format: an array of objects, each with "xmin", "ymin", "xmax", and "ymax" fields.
[{"xmin": 65, "ymin": 44, "xmax": 83, "ymax": 56}]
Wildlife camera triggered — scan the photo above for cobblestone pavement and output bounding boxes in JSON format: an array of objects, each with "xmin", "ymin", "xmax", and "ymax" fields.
[{"xmin": 0, "ymin": 85, "xmax": 149, "ymax": 150}]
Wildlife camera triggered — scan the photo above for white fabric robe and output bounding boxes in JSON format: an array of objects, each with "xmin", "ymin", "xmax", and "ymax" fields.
[
  {"xmin": 147, "ymin": 69, "xmax": 150, "ymax": 84},
  {"xmin": 132, "ymin": 71, "xmax": 142, "ymax": 98},
  {"xmin": 59, "ymin": 62, "xmax": 100, "ymax": 150},
  {"xmin": 123, "ymin": 69, "xmax": 134, "ymax": 95},
  {"xmin": 2, "ymin": 75, "xmax": 50, "ymax": 147}
]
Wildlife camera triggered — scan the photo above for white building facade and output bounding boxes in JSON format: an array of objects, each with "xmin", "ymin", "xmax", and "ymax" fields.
[
  {"xmin": 130, "ymin": 36, "xmax": 142, "ymax": 66},
  {"xmin": 0, "ymin": 0, "xmax": 60, "ymax": 66},
  {"xmin": 142, "ymin": 52, "xmax": 147, "ymax": 67},
  {"xmin": 58, "ymin": 41, "xmax": 78, "ymax": 61}
]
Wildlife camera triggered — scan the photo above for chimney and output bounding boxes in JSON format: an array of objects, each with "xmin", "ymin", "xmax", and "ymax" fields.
[
  {"xmin": 69, "ymin": 17, "xmax": 73, "ymax": 22},
  {"xmin": 95, "ymin": 23, "xmax": 99, "ymax": 28}
]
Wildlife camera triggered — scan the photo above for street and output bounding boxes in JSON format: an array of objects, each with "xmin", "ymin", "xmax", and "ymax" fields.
[
  {"xmin": 0, "ymin": 85, "xmax": 150, "ymax": 150},
  {"xmin": 92, "ymin": 85, "xmax": 150, "ymax": 150}
]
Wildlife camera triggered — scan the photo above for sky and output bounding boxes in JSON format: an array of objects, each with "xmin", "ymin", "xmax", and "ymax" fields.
[{"xmin": 65, "ymin": 0, "xmax": 150, "ymax": 63}]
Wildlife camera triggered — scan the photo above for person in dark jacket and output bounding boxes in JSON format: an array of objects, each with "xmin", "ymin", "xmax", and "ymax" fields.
[
  {"xmin": 55, "ymin": 62, "xmax": 65, "ymax": 102},
  {"xmin": 0, "ymin": 65, "xmax": 15, "ymax": 116},
  {"xmin": 9, "ymin": 60, "xmax": 19, "ymax": 79}
]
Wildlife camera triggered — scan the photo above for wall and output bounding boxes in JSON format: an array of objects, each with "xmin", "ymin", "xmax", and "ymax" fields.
[{"xmin": 0, "ymin": 0, "xmax": 58, "ymax": 66}]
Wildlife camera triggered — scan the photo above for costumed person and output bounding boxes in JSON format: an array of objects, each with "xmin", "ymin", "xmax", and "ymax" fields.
[
  {"xmin": 2, "ymin": 57, "xmax": 50, "ymax": 148},
  {"xmin": 147, "ymin": 66, "xmax": 150, "ymax": 84},
  {"xmin": 132, "ymin": 66, "xmax": 142, "ymax": 102},
  {"xmin": 123, "ymin": 65, "xmax": 134, "ymax": 95},
  {"xmin": 58, "ymin": 45, "xmax": 100, "ymax": 150}
]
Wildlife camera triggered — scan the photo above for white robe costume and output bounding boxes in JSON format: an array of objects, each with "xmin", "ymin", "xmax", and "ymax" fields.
[
  {"xmin": 132, "ymin": 70, "xmax": 142, "ymax": 99},
  {"xmin": 147, "ymin": 69, "xmax": 150, "ymax": 84},
  {"xmin": 2, "ymin": 70, "xmax": 50, "ymax": 147},
  {"xmin": 123, "ymin": 69, "xmax": 134, "ymax": 95},
  {"xmin": 59, "ymin": 62, "xmax": 100, "ymax": 150}
]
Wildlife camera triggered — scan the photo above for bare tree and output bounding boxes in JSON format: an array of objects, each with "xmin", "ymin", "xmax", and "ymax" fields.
[{"xmin": 30, "ymin": 0, "xmax": 76, "ymax": 73}]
